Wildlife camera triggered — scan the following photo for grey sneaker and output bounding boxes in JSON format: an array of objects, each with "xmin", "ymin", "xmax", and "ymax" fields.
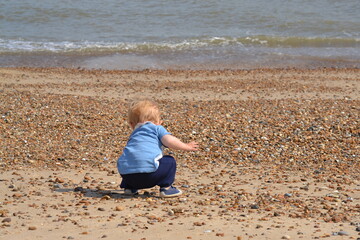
[{"xmin": 159, "ymin": 186, "xmax": 182, "ymax": 198}]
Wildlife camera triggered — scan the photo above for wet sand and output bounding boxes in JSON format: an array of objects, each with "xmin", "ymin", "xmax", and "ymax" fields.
[{"xmin": 0, "ymin": 67, "xmax": 359, "ymax": 240}]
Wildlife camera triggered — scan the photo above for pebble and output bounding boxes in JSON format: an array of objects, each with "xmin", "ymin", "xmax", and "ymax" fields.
[
  {"xmin": 55, "ymin": 177, "xmax": 65, "ymax": 183},
  {"xmin": 250, "ymin": 204, "xmax": 259, "ymax": 209},
  {"xmin": 115, "ymin": 206, "xmax": 124, "ymax": 211},
  {"xmin": 326, "ymin": 193, "xmax": 340, "ymax": 198},
  {"xmin": 333, "ymin": 231, "xmax": 349, "ymax": 236},
  {"xmin": 101, "ymin": 195, "xmax": 111, "ymax": 200},
  {"xmin": 337, "ymin": 231, "xmax": 349, "ymax": 236},
  {"xmin": 28, "ymin": 226, "xmax": 37, "ymax": 230},
  {"xmin": 53, "ymin": 183, "xmax": 62, "ymax": 188},
  {"xmin": 2, "ymin": 218, "xmax": 11, "ymax": 223},
  {"xmin": 282, "ymin": 235, "xmax": 291, "ymax": 239}
]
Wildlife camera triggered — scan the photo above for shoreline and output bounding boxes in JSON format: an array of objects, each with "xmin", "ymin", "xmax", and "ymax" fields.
[
  {"xmin": 1, "ymin": 50, "xmax": 360, "ymax": 70},
  {"xmin": 1, "ymin": 67, "xmax": 359, "ymax": 240}
]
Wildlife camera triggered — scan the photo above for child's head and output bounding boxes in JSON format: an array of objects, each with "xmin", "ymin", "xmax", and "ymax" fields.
[{"xmin": 128, "ymin": 100, "xmax": 161, "ymax": 128}]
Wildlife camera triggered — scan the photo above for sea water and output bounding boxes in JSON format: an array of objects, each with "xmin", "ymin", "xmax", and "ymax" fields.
[{"xmin": 0, "ymin": 0, "xmax": 359, "ymax": 69}]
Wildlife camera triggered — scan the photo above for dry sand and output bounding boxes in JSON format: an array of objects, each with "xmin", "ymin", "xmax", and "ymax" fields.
[{"xmin": 0, "ymin": 67, "xmax": 359, "ymax": 240}]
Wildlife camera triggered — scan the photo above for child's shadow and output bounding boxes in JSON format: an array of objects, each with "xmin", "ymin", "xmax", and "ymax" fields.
[{"xmin": 54, "ymin": 186, "xmax": 155, "ymax": 199}]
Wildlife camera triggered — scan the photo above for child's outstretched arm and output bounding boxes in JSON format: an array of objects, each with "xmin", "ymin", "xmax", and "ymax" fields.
[{"xmin": 161, "ymin": 135, "xmax": 199, "ymax": 151}]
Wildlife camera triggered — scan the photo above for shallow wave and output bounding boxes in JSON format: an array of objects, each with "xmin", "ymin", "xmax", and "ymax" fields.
[{"xmin": 1, "ymin": 36, "xmax": 359, "ymax": 54}]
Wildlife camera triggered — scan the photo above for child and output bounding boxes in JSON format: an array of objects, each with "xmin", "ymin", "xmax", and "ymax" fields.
[{"xmin": 117, "ymin": 100, "xmax": 199, "ymax": 198}]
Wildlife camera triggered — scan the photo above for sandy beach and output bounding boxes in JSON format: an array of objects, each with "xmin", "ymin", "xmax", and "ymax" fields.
[{"xmin": 0, "ymin": 67, "xmax": 359, "ymax": 240}]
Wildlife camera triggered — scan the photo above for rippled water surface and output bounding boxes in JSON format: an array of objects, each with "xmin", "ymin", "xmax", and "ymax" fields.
[{"xmin": 1, "ymin": 0, "xmax": 359, "ymax": 69}]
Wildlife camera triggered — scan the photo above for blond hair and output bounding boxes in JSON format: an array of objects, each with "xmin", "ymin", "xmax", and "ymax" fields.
[{"xmin": 128, "ymin": 100, "xmax": 161, "ymax": 125}]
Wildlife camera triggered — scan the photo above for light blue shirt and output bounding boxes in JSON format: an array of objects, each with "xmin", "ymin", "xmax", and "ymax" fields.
[{"xmin": 117, "ymin": 122, "xmax": 171, "ymax": 175}]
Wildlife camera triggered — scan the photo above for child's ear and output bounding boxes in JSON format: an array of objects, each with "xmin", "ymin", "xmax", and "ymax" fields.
[{"xmin": 129, "ymin": 122, "xmax": 136, "ymax": 129}]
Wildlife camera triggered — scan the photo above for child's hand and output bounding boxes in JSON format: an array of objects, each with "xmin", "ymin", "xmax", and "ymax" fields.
[
  {"xmin": 186, "ymin": 141, "xmax": 199, "ymax": 151},
  {"xmin": 161, "ymin": 135, "xmax": 199, "ymax": 151}
]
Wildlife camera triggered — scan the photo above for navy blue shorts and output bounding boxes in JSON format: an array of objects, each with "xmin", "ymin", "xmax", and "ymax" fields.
[{"xmin": 120, "ymin": 155, "xmax": 177, "ymax": 189}]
